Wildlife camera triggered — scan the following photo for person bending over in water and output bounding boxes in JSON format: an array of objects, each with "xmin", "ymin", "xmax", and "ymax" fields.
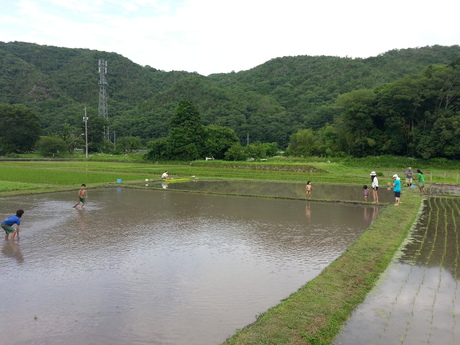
[{"xmin": 2, "ymin": 209, "xmax": 24, "ymax": 240}]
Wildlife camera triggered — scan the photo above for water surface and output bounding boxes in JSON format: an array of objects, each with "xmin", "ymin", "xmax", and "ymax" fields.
[
  {"xmin": 1, "ymin": 188, "xmax": 376, "ymax": 345},
  {"xmin": 155, "ymin": 180, "xmax": 395, "ymax": 203}
]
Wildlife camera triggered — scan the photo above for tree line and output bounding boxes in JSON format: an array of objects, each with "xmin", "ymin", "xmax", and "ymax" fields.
[{"xmin": 286, "ymin": 58, "xmax": 460, "ymax": 159}]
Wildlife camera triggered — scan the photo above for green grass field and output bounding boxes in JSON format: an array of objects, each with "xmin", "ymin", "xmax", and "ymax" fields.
[{"xmin": 1, "ymin": 156, "xmax": 458, "ymax": 194}]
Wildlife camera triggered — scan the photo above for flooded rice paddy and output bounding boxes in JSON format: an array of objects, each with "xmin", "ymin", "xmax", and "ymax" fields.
[
  {"xmin": 334, "ymin": 197, "xmax": 460, "ymax": 345},
  {"xmin": 1, "ymin": 187, "xmax": 377, "ymax": 345},
  {"xmin": 153, "ymin": 179, "xmax": 396, "ymax": 203}
]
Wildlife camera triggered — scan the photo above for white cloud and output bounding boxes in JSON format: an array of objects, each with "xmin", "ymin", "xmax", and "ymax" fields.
[{"xmin": 1, "ymin": 0, "xmax": 459, "ymax": 75}]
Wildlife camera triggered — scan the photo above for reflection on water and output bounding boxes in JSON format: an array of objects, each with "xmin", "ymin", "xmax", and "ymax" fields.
[
  {"xmin": 363, "ymin": 205, "xmax": 379, "ymax": 224},
  {"xmin": 1, "ymin": 188, "xmax": 374, "ymax": 345},
  {"xmin": 152, "ymin": 180, "xmax": 395, "ymax": 203},
  {"xmin": 2, "ymin": 240, "xmax": 24, "ymax": 264},
  {"xmin": 334, "ymin": 197, "xmax": 460, "ymax": 345}
]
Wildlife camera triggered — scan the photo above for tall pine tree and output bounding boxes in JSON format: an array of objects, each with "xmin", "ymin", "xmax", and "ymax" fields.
[{"xmin": 168, "ymin": 99, "xmax": 205, "ymax": 160}]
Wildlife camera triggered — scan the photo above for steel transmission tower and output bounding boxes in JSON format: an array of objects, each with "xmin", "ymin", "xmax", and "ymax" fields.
[{"xmin": 98, "ymin": 59, "xmax": 109, "ymax": 139}]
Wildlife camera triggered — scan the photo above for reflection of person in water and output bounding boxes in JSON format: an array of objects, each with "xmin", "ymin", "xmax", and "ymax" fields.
[
  {"xmin": 363, "ymin": 206, "xmax": 370, "ymax": 222},
  {"xmin": 372, "ymin": 206, "xmax": 379, "ymax": 223},
  {"xmin": 364, "ymin": 206, "xmax": 379, "ymax": 223},
  {"xmin": 2, "ymin": 241, "xmax": 24, "ymax": 264},
  {"xmin": 305, "ymin": 203, "xmax": 311, "ymax": 220},
  {"xmin": 76, "ymin": 208, "xmax": 88, "ymax": 233}
]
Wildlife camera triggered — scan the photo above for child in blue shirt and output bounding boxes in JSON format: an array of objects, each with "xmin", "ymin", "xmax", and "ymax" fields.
[
  {"xmin": 2, "ymin": 209, "xmax": 24, "ymax": 240},
  {"xmin": 393, "ymin": 174, "xmax": 401, "ymax": 206}
]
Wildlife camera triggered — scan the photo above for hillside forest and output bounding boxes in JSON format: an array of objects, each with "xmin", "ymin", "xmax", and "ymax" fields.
[{"xmin": 0, "ymin": 41, "xmax": 459, "ymax": 160}]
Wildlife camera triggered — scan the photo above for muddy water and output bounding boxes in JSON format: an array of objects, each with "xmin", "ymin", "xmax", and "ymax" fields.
[
  {"xmin": 334, "ymin": 197, "xmax": 460, "ymax": 345},
  {"xmin": 154, "ymin": 180, "xmax": 395, "ymax": 203},
  {"xmin": 1, "ymin": 189, "xmax": 376, "ymax": 345}
]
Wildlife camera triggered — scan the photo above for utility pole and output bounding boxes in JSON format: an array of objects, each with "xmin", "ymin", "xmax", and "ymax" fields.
[
  {"xmin": 98, "ymin": 59, "xmax": 108, "ymax": 140},
  {"xmin": 83, "ymin": 106, "xmax": 89, "ymax": 159}
]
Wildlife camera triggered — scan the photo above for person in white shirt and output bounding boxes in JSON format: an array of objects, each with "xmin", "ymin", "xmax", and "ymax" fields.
[{"xmin": 370, "ymin": 171, "xmax": 379, "ymax": 203}]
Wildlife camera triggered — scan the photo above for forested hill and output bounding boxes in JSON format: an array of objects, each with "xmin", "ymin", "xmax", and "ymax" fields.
[{"xmin": 1, "ymin": 41, "xmax": 459, "ymax": 148}]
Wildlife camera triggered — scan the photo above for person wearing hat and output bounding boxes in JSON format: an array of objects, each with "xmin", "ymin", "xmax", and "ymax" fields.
[
  {"xmin": 370, "ymin": 171, "xmax": 379, "ymax": 203},
  {"xmin": 393, "ymin": 174, "xmax": 401, "ymax": 205}
]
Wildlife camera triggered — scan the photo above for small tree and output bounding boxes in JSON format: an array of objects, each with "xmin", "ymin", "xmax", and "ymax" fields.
[
  {"xmin": 204, "ymin": 125, "xmax": 239, "ymax": 159},
  {"xmin": 224, "ymin": 143, "xmax": 248, "ymax": 161},
  {"xmin": 61, "ymin": 124, "xmax": 83, "ymax": 154},
  {"xmin": 117, "ymin": 136, "xmax": 143, "ymax": 153},
  {"xmin": 145, "ymin": 137, "xmax": 169, "ymax": 161},
  {"xmin": 285, "ymin": 129, "xmax": 320, "ymax": 157},
  {"xmin": 36, "ymin": 136, "xmax": 67, "ymax": 157}
]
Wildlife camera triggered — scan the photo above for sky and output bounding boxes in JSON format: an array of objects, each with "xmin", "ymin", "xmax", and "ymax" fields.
[{"xmin": 1, "ymin": 0, "xmax": 459, "ymax": 76}]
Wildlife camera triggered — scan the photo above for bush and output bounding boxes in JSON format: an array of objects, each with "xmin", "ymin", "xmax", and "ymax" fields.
[{"xmin": 36, "ymin": 136, "xmax": 67, "ymax": 157}]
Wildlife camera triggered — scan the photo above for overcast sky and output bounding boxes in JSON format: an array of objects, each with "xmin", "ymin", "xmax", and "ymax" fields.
[{"xmin": 1, "ymin": 0, "xmax": 459, "ymax": 76}]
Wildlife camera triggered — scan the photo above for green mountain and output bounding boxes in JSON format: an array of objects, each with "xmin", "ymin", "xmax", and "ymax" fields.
[{"xmin": 1, "ymin": 41, "xmax": 459, "ymax": 148}]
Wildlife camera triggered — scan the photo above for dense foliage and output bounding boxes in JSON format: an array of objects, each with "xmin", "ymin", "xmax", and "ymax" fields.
[
  {"xmin": 286, "ymin": 58, "xmax": 460, "ymax": 159},
  {"xmin": 145, "ymin": 100, "xmax": 240, "ymax": 161},
  {"xmin": 0, "ymin": 104, "xmax": 41, "ymax": 154},
  {"xmin": 1, "ymin": 41, "xmax": 459, "ymax": 158}
]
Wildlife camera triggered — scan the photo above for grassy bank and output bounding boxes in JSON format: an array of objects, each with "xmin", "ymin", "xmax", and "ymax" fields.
[{"xmin": 0, "ymin": 158, "xmax": 441, "ymax": 344}]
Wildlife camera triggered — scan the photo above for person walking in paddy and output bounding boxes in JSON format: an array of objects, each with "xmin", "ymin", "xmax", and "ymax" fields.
[
  {"xmin": 370, "ymin": 171, "xmax": 379, "ymax": 203},
  {"xmin": 73, "ymin": 184, "xmax": 87, "ymax": 208},
  {"xmin": 2, "ymin": 209, "xmax": 24, "ymax": 240},
  {"xmin": 305, "ymin": 181, "xmax": 312, "ymax": 199}
]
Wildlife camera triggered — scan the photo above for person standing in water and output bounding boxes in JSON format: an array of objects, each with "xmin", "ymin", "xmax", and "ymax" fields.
[
  {"xmin": 363, "ymin": 185, "xmax": 370, "ymax": 201},
  {"xmin": 73, "ymin": 184, "xmax": 87, "ymax": 208},
  {"xmin": 305, "ymin": 181, "xmax": 312, "ymax": 199},
  {"xmin": 370, "ymin": 171, "xmax": 379, "ymax": 203},
  {"xmin": 2, "ymin": 209, "xmax": 24, "ymax": 240}
]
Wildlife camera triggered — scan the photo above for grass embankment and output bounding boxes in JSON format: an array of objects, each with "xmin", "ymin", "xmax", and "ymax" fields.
[{"xmin": 0, "ymin": 157, "xmax": 448, "ymax": 344}]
